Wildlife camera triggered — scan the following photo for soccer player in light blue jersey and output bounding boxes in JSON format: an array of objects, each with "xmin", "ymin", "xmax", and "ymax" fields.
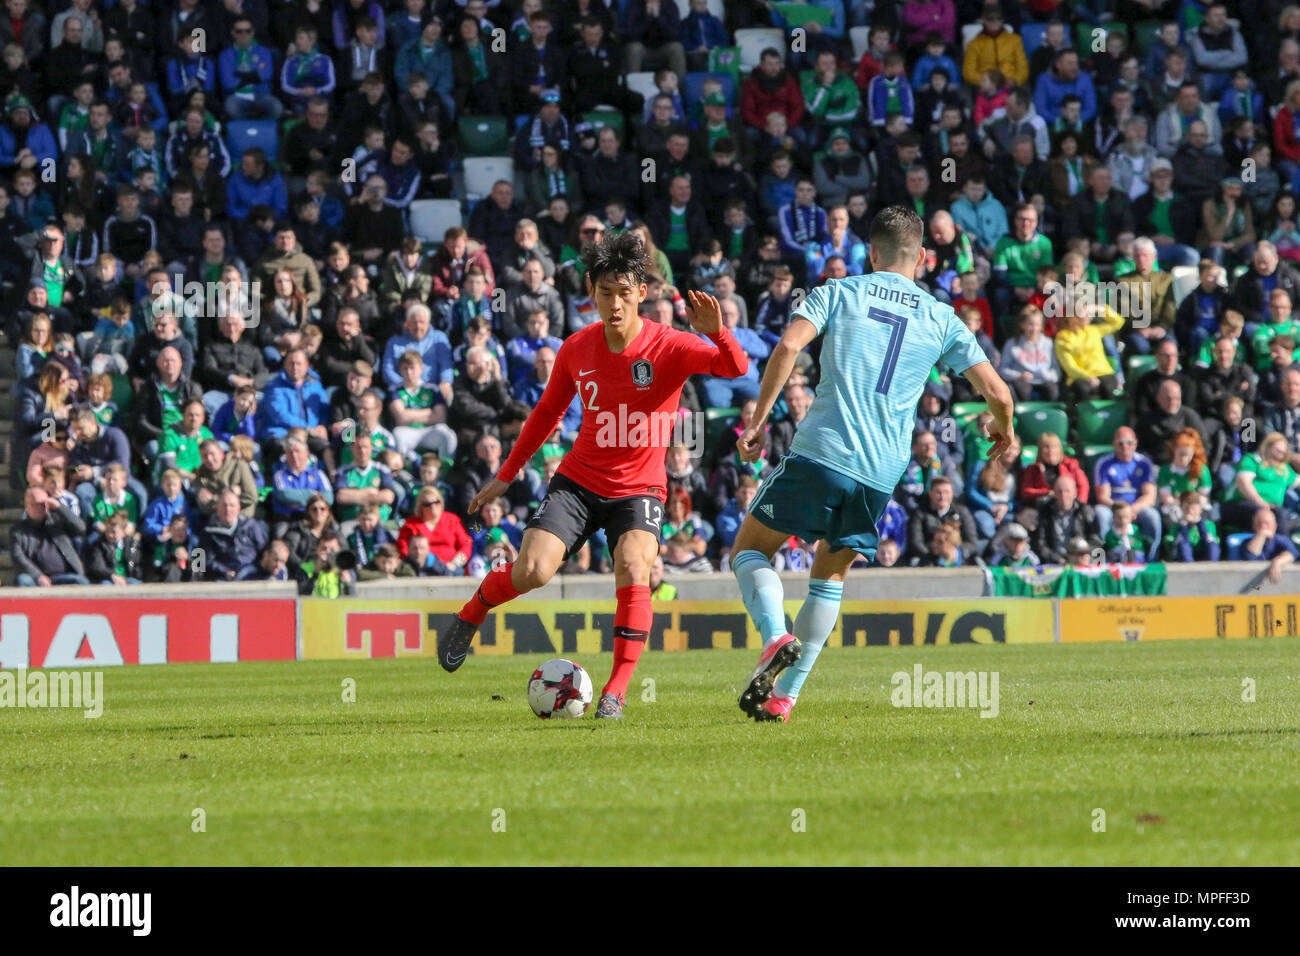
[{"xmin": 730, "ymin": 206, "xmax": 1016, "ymax": 722}]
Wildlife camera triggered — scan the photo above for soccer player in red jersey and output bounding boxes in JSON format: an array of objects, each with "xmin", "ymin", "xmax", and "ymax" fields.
[{"xmin": 438, "ymin": 231, "xmax": 749, "ymax": 717}]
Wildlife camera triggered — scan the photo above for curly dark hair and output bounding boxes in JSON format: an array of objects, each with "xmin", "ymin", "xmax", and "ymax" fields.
[{"xmin": 582, "ymin": 228, "xmax": 650, "ymax": 287}]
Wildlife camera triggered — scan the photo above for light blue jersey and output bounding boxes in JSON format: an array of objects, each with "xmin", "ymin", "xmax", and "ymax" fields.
[{"xmin": 789, "ymin": 271, "xmax": 988, "ymax": 495}]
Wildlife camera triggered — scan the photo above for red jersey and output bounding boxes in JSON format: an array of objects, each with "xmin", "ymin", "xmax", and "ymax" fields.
[{"xmin": 497, "ymin": 320, "xmax": 748, "ymax": 499}]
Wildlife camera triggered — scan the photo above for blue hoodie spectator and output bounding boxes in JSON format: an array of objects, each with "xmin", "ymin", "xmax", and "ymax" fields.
[
  {"xmin": 681, "ymin": 8, "xmax": 727, "ymax": 52},
  {"xmin": 911, "ymin": 52, "xmax": 960, "ymax": 91},
  {"xmin": 226, "ymin": 156, "xmax": 288, "ymax": 220},
  {"xmin": 142, "ymin": 490, "xmax": 193, "ymax": 540},
  {"xmin": 876, "ymin": 498, "xmax": 908, "ymax": 550},
  {"xmin": 395, "ymin": 30, "xmax": 453, "ymax": 96},
  {"xmin": 0, "ymin": 100, "xmax": 57, "ymax": 171},
  {"xmin": 212, "ymin": 397, "xmax": 260, "ymax": 444},
  {"xmin": 1033, "ymin": 58, "xmax": 1097, "ymax": 122},
  {"xmin": 281, "ymin": 42, "xmax": 336, "ymax": 109},
  {"xmin": 1218, "ymin": 78, "xmax": 1262, "ymax": 126},
  {"xmin": 333, "ymin": 0, "xmax": 386, "ymax": 52},
  {"xmin": 381, "ymin": 325, "xmax": 454, "ymax": 389},
  {"xmin": 261, "ymin": 369, "xmax": 329, "ymax": 439},
  {"xmin": 165, "ymin": 52, "xmax": 216, "ymax": 108},
  {"xmin": 351, "ymin": 148, "xmax": 421, "ymax": 209},
  {"xmin": 218, "ymin": 38, "xmax": 276, "ymax": 98}
]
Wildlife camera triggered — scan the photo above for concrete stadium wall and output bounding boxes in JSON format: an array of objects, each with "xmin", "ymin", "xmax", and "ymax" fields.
[{"xmin": 3, "ymin": 562, "xmax": 1296, "ymax": 601}]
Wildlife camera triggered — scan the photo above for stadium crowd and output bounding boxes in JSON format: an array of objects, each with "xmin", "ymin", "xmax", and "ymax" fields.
[{"xmin": 6, "ymin": 0, "xmax": 1300, "ymax": 593}]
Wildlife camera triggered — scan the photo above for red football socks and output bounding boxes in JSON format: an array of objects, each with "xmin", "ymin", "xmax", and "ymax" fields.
[
  {"xmin": 458, "ymin": 562, "xmax": 523, "ymax": 626},
  {"xmin": 602, "ymin": 585, "xmax": 652, "ymax": 699}
]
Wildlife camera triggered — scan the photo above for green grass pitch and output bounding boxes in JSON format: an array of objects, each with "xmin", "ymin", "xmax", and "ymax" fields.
[{"xmin": 1, "ymin": 639, "xmax": 1297, "ymax": 865}]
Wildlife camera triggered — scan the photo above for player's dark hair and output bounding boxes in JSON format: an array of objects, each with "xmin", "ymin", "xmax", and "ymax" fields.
[
  {"xmin": 869, "ymin": 205, "xmax": 924, "ymax": 266},
  {"xmin": 582, "ymin": 229, "xmax": 650, "ymax": 287}
]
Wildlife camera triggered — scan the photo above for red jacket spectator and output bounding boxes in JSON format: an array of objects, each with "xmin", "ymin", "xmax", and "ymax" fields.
[
  {"xmin": 1019, "ymin": 455, "xmax": 1091, "ymax": 505},
  {"xmin": 428, "ymin": 236, "xmax": 496, "ymax": 301},
  {"xmin": 1274, "ymin": 105, "xmax": 1300, "ymax": 166},
  {"xmin": 741, "ymin": 69, "xmax": 804, "ymax": 131},
  {"xmin": 398, "ymin": 508, "xmax": 472, "ymax": 565}
]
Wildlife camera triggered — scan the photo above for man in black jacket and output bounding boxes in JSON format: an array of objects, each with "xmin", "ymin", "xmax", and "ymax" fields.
[
  {"xmin": 86, "ymin": 511, "xmax": 143, "ymax": 585},
  {"xmin": 198, "ymin": 488, "xmax": 269, "ymax": 581},
  {"xmin": 466, "ymin": 180, "xmax": 524, "ymax": 265},
  {"xmin": 1063, "ymin": 166, "xmax": 1133, "ymax": 265},
  {"xmin": 13, "ymin": 487, "xmax": 89, "ymax": 587},
  {"xmin": 647, "ymin": 174, "xmax": 711, "ymax": 277},
  {"xmin": 1033, "ymin": 475, "xmax": 1101, "ymax": 564},
  {"xmin": 199, "ymin": 311, "xmax": 269, "ymax": 418},
  {"xmin": 578, "ymin": 126, "xmax": 640, "ymax": 216},
  {"xmin": 68, "ymin": 406, "xmax": 143, "ymax": 515},
  {"xmin": 511, "ymin": 10, "xmax": 567, "ymax": 116},
  {"xmin": 906, "ymin": 477, "xmax": 980, "ymax": 562},
  {"xmin": 128, "ymin": 308, "xmax": 195, "ymax": 384},
  {"xmin": 1139, "ymin": 380, "xmax": 1208, "ymax": 460},
  {"xmin": 1196, "ymin": 335, "xmax": 1258, "ymax": 422},
  {"xmin": 134, "ymin": 346, "xmax": 205, "ymax": 455},
  {"xmin": 567, "ymin": 19, "xmax": 642, "ymax": 115},
  {"xmin": 155, "ymin": 183, "xmax": 206, "ymax": 267},
  {"xmin": 990, "ymin": 135, "xmax": 1052, "ymax": 209},
  {"xmin": 1230, "ymin": 243, "xmax": 1300, "ymax": 319},
  {"xmin": 317, "ymin": 309, "xmax": 378, "ymax": 390},
  {"xmin": 1134, "ymin": 338, "xmax": 1196, "ymax": 421}
]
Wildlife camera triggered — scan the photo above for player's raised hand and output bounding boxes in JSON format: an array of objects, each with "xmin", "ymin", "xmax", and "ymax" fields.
[
  {"xmin": 986, "ymin": 427, "xmax": 1018, "ymax": 463},
  {"xmin": 685, "ymin": 290, "xmax": 723, "ymax": 335},
  {"xmin": 467, "ymin": 478, "xmax": 509, "ymax": 516},
  {"xmin": 737, "ymin": 424, "xmax": 766, "ymax": 463}
]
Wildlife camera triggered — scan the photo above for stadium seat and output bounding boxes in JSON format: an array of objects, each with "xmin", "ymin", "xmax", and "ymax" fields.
[
  {"xmin": 735, "ymin": 28, "xmax": 784, "ymax": 71},
  {"xmin": 683, "ymin": 72, "xmax": 737, "ymax": 118},
  {"xmin": 226, "ymin": 120, "xmax": 278, "ymax": 164},
  {"xmin": 1125, "ymin": 355, "xmax": 1158, "ymax": 389},
  {"xmin": 1075, "ymin": 400, "xmax": 1129, "ymax": 446},
  {"xmin": 1171, "ymin": 265, "xmax": 1199, "ymax": 304},
  {"xmin": 1075, "ymin": 22, "xmax": 1126, "ymax": 52},
  {"xmin": 1225, "ymin": 532, "xmax": 1252, "ymax": 561},
  {"xmin": 409, "ymin": 199, "xmax": 463, "ymax": 244},
  {"xmin": 625, "ymin": 71, "xmax": 660, "ymax": 103},
  {"xmin": 1016, "ymin": 406, "xmax": 1071, "ymax": 448},
  {"xmin": 1014, "ymin": 400, "xmax": 1067, "ymax": 417},
  {"xmin": 462, "ymin": 156, "xmax": 513, "ymax": 202},
  {"xmin": 707, "ymin": 46, "xmax": 742, "ymax": 84},
  {"xmin": 1080, "ymin": 444, "xmax": 1112, "ymax": 482},
  {"xmin": 705, "ymin": 406, "xmax": 741, "ymax": 457},
  {"xmin": 849, "ymin": 26, "xmax": 870, "ymax": 60},
  {"xmin": 582, "ymin": 110, "xmax": 625, "ymax": 140},
  {"xmin": 458, "ymin": 115, "xmax": 509, "ymax": 157},
  {"xmin": 1132, "ymin": 19, "xmax": 1163, "ymax": 54},
  {"xmin": 1020, "ymin": 22, "xmax": 1048, "ymax": 55},
  {"xmin": 951, "ymin": 400, "xmax": 985, "ymax": 422}
]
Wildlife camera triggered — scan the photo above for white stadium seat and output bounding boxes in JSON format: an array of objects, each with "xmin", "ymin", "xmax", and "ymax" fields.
[
  {"xmin": 735, "ymin": 28, "xmax": 784, "ymax": 72},
  {"xmin": 462, "ymin": 156, "xmax": 514, "ymax": 202},
  {"xmin": 409, "ymin": 200, "xmax": 463, "ymax": 244}
]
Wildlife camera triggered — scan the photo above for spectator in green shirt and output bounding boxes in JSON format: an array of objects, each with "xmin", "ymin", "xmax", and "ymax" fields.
[
  {"xmin": 1222, "ymin": 431, "xmax": 1300, "ymax": 532},
  {"xmin": 991, "ymin": 202, "xmax": 1054, "ymax": 321}
]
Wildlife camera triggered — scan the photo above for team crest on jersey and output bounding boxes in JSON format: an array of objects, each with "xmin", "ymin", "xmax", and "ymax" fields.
[{"xmin": 631, "ymin": 359, "xmax": 654, "ymax": 387}]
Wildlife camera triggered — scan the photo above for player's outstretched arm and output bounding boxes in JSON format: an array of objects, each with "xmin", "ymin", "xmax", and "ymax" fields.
[
  {"xmin": 737, "ymin": 316, "xmax": 820, "ymax": 462},
  {"xmin": 962, "ymin": 360, "xmax": 1017, "ymax": 461}
]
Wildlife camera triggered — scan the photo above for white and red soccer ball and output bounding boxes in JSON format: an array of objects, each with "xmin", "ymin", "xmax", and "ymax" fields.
[{"xmin": 527, "ymin": 659, "xmax": 594, "ymax": 719}]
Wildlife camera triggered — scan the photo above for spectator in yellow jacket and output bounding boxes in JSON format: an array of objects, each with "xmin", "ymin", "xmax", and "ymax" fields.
[
  {"xmin": 962, "ymin": 5, "xmax": 1028, "ymax": 88},
  {"xmin": 1054, "ymin": 292, "xmax": 1125, "ymax": 402}
]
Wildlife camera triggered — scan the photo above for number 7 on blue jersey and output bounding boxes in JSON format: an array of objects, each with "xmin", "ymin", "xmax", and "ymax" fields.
[{"xmin": 867, "ymin": 306, "xmax": 908, "ymax": 395}]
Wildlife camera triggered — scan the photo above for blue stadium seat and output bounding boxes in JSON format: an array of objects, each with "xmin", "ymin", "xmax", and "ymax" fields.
[
  {"xmin": 226, "ymin": 120, "xmax": 279, "ymax": 164},
  {"xmin": 1225, "ymin": 533, "xmax": 1252, "ymax": 561},
  {"xmin": 1020, "ymin": 22, "xmax": 1048, "ymax": 55},
  {"xmin": 683, "ymin": 72, "xmax": 737, "ymax": 120}
]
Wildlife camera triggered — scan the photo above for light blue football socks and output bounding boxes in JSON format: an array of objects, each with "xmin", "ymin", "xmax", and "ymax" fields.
[
  {"xmin": 774, "ymin": 578, "xmax": 843, "ymax": 700},
  {"xmin": 731, "ymin": 549, "xmax": 787, "ymax": 645}
]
